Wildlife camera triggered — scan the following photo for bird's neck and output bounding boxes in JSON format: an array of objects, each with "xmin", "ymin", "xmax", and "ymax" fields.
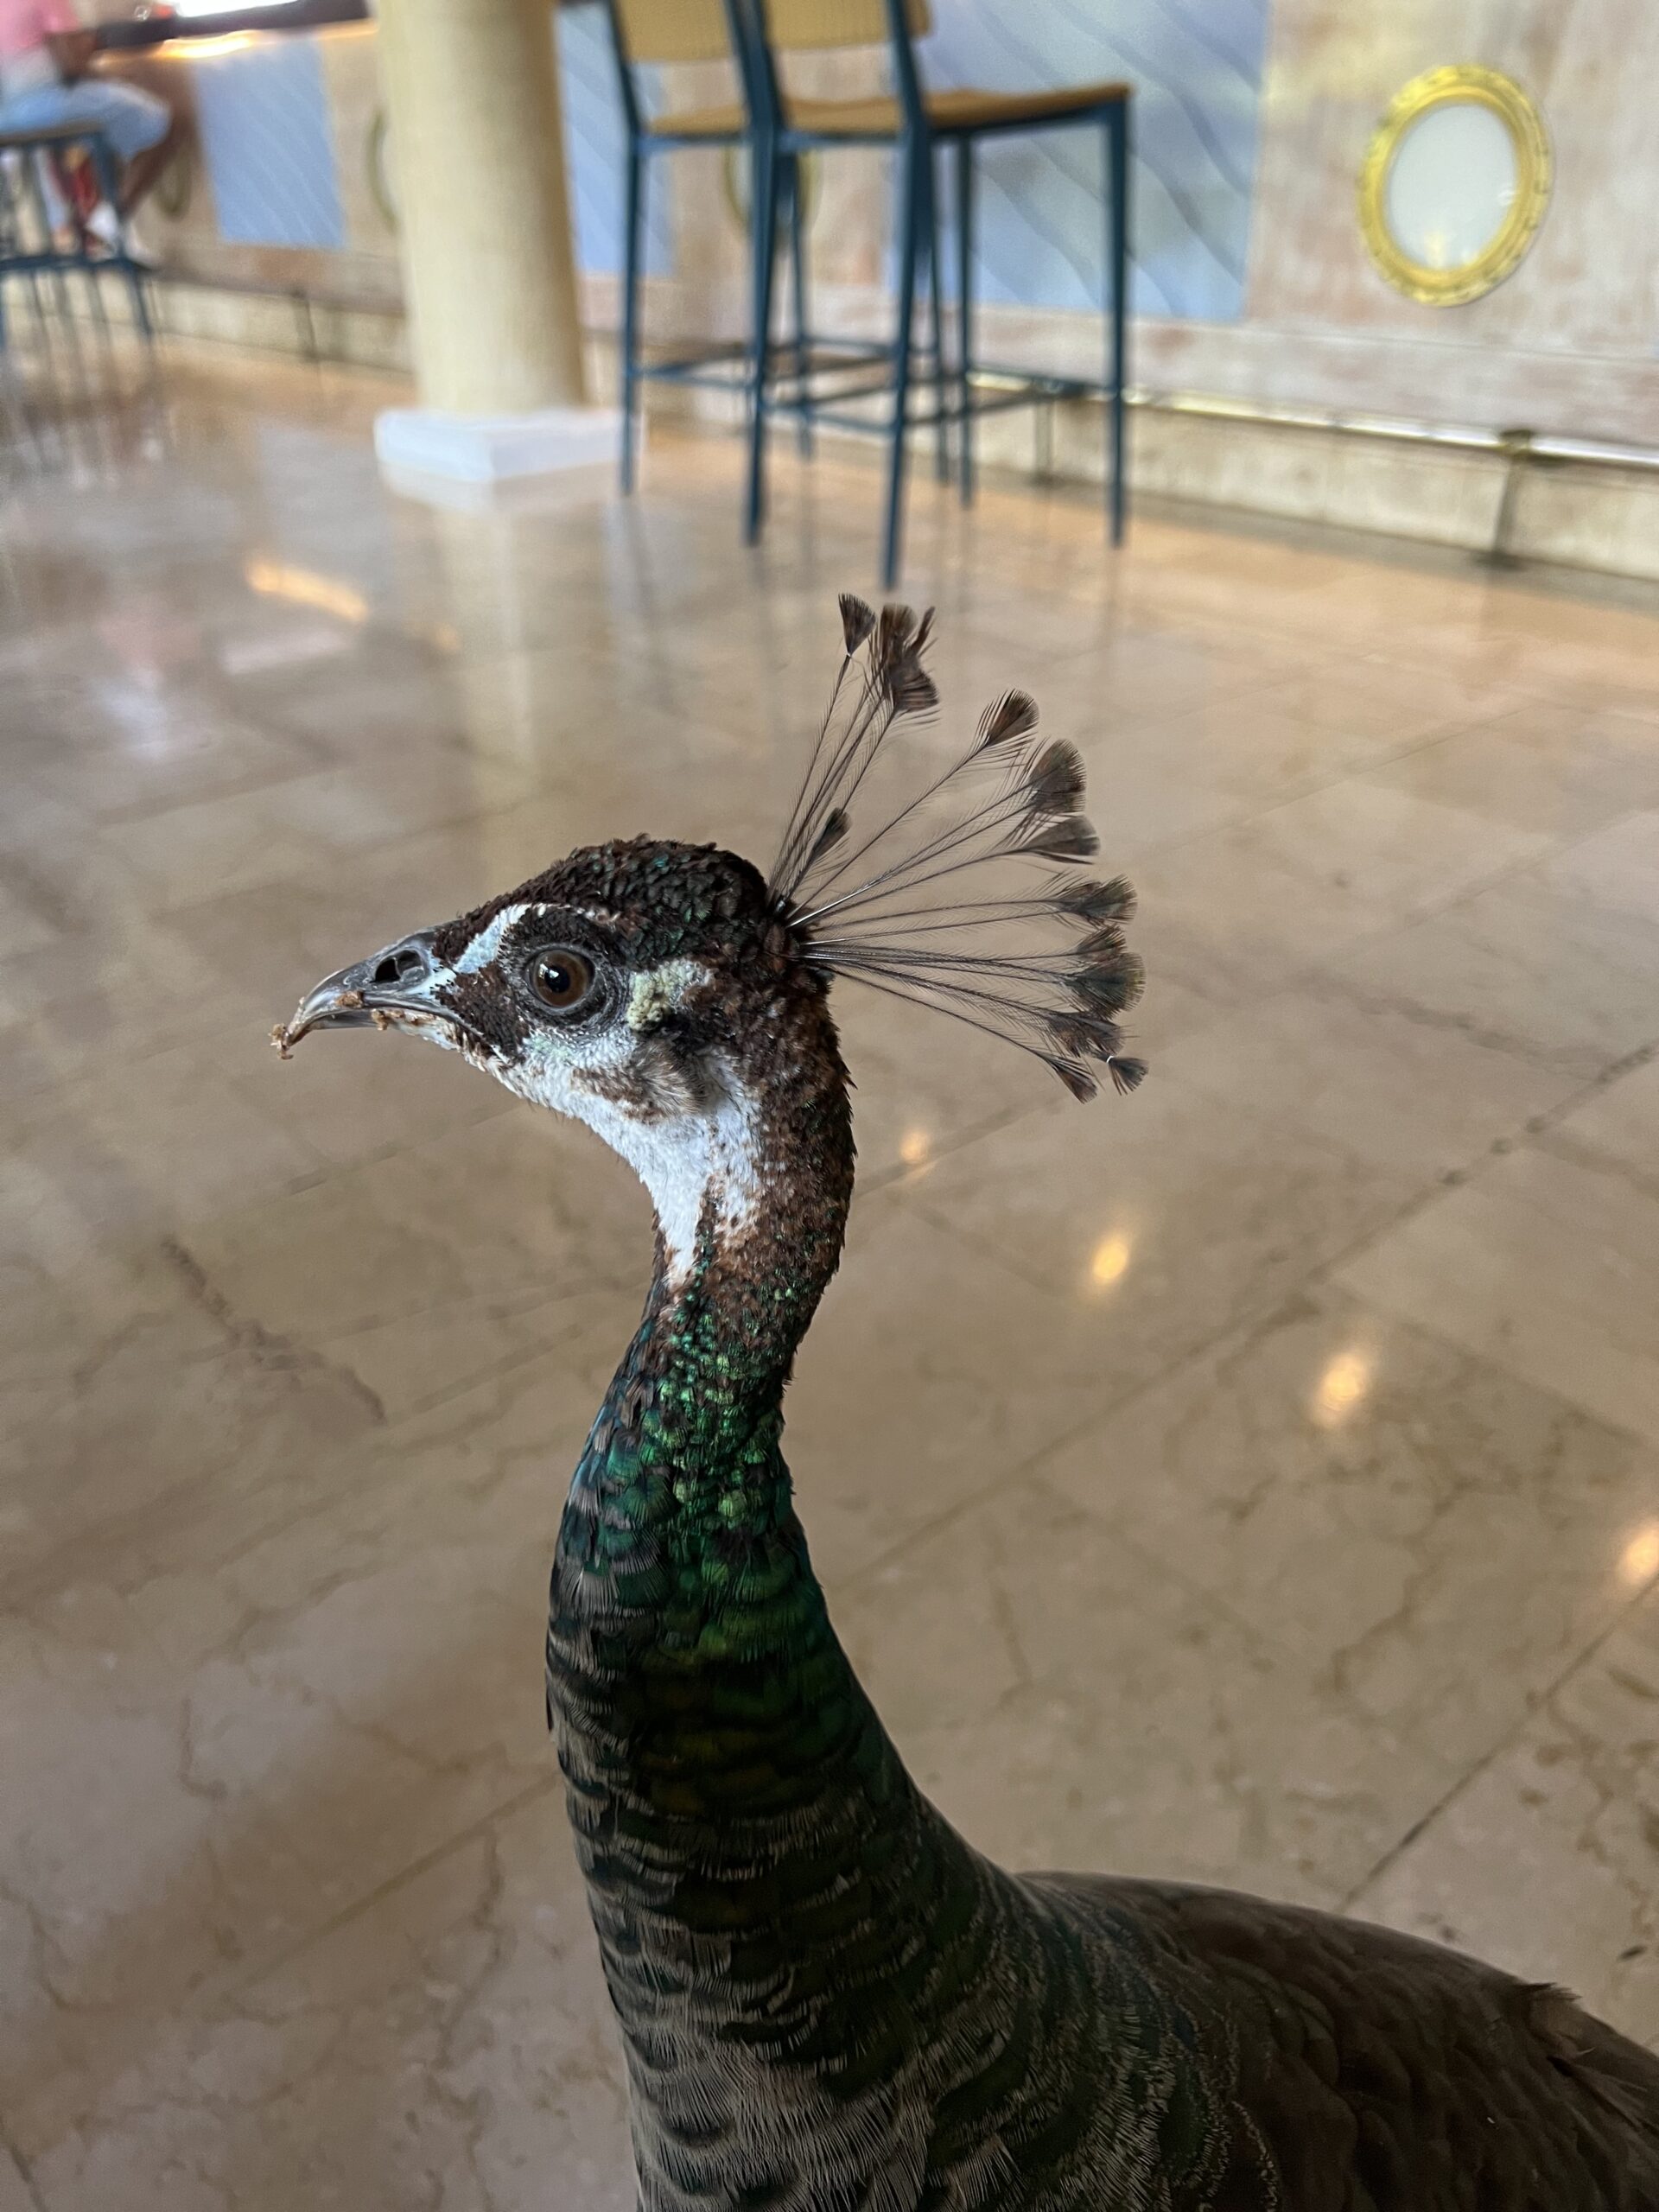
[
  {"xmin": 556, "ymin": 1054, "xmax": 855, "ymax": 1609},
  {"xmin": 544, "ymin": 1060, "xmax": 1112, "ymax": 2200},
  {"xmin": 546, "ymin": 1058, "xmax": 940, "ymax": 2018}
]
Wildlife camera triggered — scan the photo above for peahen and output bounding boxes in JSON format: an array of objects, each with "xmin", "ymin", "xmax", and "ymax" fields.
[{"xmin": 277, "ymin": 599, "xmax": 1659, "ymax": 2210}]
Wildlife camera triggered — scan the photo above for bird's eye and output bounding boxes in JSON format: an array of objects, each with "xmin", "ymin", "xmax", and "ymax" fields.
[{"xmin": 526, "ymin": 948, "xmax": 595, "ymax": 1014}]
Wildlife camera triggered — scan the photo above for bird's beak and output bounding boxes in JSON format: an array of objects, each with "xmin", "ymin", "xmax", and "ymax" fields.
[{"xmin": 272, "ymin": 929, "xmax": 442, "ymax": 1057}]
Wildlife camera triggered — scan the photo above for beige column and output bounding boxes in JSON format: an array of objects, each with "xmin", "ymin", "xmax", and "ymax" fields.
[{"xmin": 375, "ymin": 0, "xmax": 588, "ymax": 417}]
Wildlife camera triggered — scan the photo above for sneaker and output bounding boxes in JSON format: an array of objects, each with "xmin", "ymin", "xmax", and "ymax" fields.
[{"xmin": 84, "ymin": 202, "xmax": 160, "ymax": 269}]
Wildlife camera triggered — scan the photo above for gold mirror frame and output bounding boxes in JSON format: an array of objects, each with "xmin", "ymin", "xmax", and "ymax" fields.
[
  {"xmin": 368, "ymin": 109, "xmax": 397, "ymax": 232},
  {"xmin": 1358, "ymin": 65, "xmax": 1551, "ymax": 307}
]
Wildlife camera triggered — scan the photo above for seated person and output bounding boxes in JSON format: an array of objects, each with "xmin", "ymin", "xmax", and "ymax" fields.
[{"xmin": 0, "ymin": 0, "xmax": 179, "ymax": 257}]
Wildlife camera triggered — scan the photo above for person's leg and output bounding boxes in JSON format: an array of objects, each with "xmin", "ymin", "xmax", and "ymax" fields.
[
  {"xmin": 9, "ymin": 77, "xmax": 175, "ymax": 216},
  {"xmin": 114, "ymin": 107, "xmax": 180, "ymax": 216},
  {"xmin": 0, "ymin": 88, "xmax": 77, "ymax": 232},
  {"xmin": 82, "ymin": 77, "xmax": 175, "ymax": 213}
]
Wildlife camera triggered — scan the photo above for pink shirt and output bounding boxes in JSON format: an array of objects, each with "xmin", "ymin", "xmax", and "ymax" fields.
[{"xmin": 0, "ymin": 0, "xmax": 79, "ymax": 64}]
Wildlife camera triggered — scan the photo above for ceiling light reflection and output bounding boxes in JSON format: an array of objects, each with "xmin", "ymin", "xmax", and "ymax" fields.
[
  {"xmin": 164, "ymin": 29, "xmax": 259, "ymax": 53},
  {"xmin": 244, "ymin": 557, "xmax": 368, "ymax": 626},
  {"xmin": 174, "ymin": 1, "xmax": 298, "ymax": 16},
  {"xmin": 1618, "ymin": 1522, "xmax": 1659, "ymax": 1588},
  {"xmin": 1313, "ymin": 1349, "xmax": 1372, "ymax": 1427},
  {"xmin": 1088, "ymin": 1231, "xmax": 1132, "ymax": 1291}
]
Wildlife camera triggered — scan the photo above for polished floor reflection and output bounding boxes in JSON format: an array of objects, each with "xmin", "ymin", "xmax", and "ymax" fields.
[{"xmin": 3, "ymin": 355, "xmax": 1658, "ymax": 2209}]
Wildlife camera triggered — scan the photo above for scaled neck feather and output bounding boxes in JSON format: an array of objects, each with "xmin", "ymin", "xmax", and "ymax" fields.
[{"xmin": 556, "ymin": 999, "xmax": 855, "ymax": 1612}]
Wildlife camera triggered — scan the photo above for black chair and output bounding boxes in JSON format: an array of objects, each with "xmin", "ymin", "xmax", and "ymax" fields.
[
  {"xmin": 740, "ymin": 0, "xmax": 1131, "ymax": 584},
  {"xmin": 603, "ymin": 0, "xmax": 811, "ymax": 493},
  {"xmin": 0, "ymin": 124, "xmax": 152, "ymax": 353}
]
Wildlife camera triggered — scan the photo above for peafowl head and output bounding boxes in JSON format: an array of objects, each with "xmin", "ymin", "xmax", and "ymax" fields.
[
  {"xmin": 276, "ymin": 598, "xmax": 1145, "ymax": 1289},
  {"xmin": 277, "ymin": 835, "xmax": 842, "ymax": 1283}
]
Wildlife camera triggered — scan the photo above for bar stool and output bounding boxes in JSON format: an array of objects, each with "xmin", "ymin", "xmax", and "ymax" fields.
[
  {"xmin": 604, "ymin": 0, "xmax": 813, "ymax": 493},
  {"xmin": 741, "ymin": 0, "xmax": 1132, "ymax": 584},
  {"xmin": 0, "ymin": 124, "xmax": 152, "ymax": 353}
]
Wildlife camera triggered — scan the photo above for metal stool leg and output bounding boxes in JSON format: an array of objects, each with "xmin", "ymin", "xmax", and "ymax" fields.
[
  {"xmin": 955, "ymin": 137, "xmax": 974, "ymax": 505},
  {"xmin": 744, "ymin": 127, "xmax": 780, "ymax": 545},
  {"xmin": 0, "ymin": 158, "xmax": 13, "ymax": 351},
  {"xmin": 620, "ymin": 140, "xmax": 645, "ymax": 493},
  {"xmin": 87, "ymin": 133, "xmax": 150, "ymax": 344},
  {"xmin": 881, "ymin": 137, "xmax": 924, "ymax": 588},
  {"xmin": 924, "ymin": 146, "xmax": 948, "ymax": 486},
  {"xmin": 125, "ymin": 255, "xmax": 152, "ymax": 346},
  {"xmin": 1106, "ymin": 105, "xmax": 1129, "ymax": 546},
  {"xmin": 786, "ymin": 154, "xmax": 813, "ymax": 459}
]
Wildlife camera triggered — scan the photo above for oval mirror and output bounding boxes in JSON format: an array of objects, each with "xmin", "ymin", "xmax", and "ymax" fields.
[{"xmin": 1359, "ymin": 67, "xmax": 1550, "ymax": 306}]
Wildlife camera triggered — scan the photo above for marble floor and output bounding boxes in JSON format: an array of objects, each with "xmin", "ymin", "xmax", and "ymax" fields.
[{"xmin": 3, "ymin": 353, "xmax": 1659, "ymax": 2211}]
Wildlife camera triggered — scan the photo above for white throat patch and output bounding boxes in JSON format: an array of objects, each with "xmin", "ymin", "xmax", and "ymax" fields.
[
  {"xmin": 502, "ymin": 955, "xmax": 764, "ymax": 1287},
  {"xmin": 585, "ymin": 1076, "xmax": 762, "ymax": 1287}
]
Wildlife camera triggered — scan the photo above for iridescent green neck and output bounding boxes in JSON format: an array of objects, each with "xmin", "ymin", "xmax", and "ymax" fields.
[
  {"xmin": 556, "ymin": 1039, "xmax": 855, "ymax": 1638},
  {"xmin": 545, "ymin": 1048, "xmax": 983, "ymax": 2162}
]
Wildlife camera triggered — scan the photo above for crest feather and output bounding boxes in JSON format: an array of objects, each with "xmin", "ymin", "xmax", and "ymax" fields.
[{"xmin": 768, "ymin": 601, "xmax": 1145, "ymax": 1103}]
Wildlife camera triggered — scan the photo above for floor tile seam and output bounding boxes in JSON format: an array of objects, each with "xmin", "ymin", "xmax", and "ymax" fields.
[
  {"xmin": 1281, "ymin": 1033, "xmax": 1659, "ymax": 1283},
  {"xmin": 820, "ymin": 1289, "xmax": 1370, "ymax": 1604},
  {"xmin": 1528, "ymin": 1128, "xmax": 1659, "ymax": 1210},
  {"xmin": 1014, "ymin": 1456, "xmax": 1389, "ymax": 1694},
  {"xmin": 1335, "ymin": 1565, "xmax": 1659, "ymax": 1917},
  {"xmin": 0, "ymin": 2135, "xmax": 45, "ymax": 2212},
  {"xmin": 1359, "ymin": 646, "xmax": 1659, "ymax": 715},
  {"xmin": 94, "ymin": 771, "xmax": 543, "ymax": 922},
  {"xmin": 893, "ymin": 1074, "xmax": 1428, "ymax": 1305},
  {"xmin": 157, "ymin": 1230, "xmax": 389, "ymax": 1423},
  {"xmin": 377, "ymin": 1325, "xmax": 639, "ymax": 1437},
  {"xmin": 1505, "ymin": 668, "xmax": 1659, "ymax": 722},
  {"xmin": 50, "ymin": 737, "xmax": 353, "ymax": 825},
  {"xmin": 1288, "ymin": 959, "xmax": 1653, "ymax": 1086},
  {"xmin": 220, "ymin": 1769, "xmax": 564, "ymax": 2005},
  {"xmin": 1488, "ymin": 1034, "xmax": 1659, "ymax": 1149},
  {"xmin": 0, "ymin": 1319, "xmax": 638, "ymax": 1613},
  {"xmin": 0, "ymin": 1445, "xmax": 413, "ymax": 1621},
  {"xmin": 1018, "ymin": 1430, "xmax": 1659, "ymax": 1795},
  {"xmin": 1172, "ymin": 759, "xmax": 1573, "ymax": 875},
  {"xmin": 0, "ymin": 1471, "xmax": 346, "ymax": 1617},
  {"xmin": 211, "ymin": 1077, "xmax": 520, "ymax": 1178},
  {"xmin": 316, "ymin": 1267, "xmax": 644, "ymax": 1347},
  {"xmin": 1176, "ymin": 1007, "xmax": 1656, "ymax": 1193},
  {"xmin": 1343, "ymin": 725, "xmax": 1659, "ymax": 815},
  {"xmin": 995, "ymin": 1255, "xmax": 1659, "ymax": 1587},
  {"xmin": 839, "ymin": 1449, "xmax": 1404, "ymax": 1886},
  {"xmin": 1287, "ymin": 817, "xmax": 1659, "ymax": 982},
  {"xmin": 849, "ymin": 1102, "xmax": 1046, "ymax": 1204},
  {"xmin": 6, "ymin": 1084, "xmax": 349, "ymax": 1194},
  {"xmin": 1104, "ymin": 745, "xmax": 1593, "ymax": 891},
  {"xmin": 0, "ymin": 1014, "xmax": 319, "ymax": 1122}
]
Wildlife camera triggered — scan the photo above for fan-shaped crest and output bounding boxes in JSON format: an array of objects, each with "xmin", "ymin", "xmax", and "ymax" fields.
[{"xmin": 769, "ymin": 597, "xmax": 1146, "ymax": 1103}]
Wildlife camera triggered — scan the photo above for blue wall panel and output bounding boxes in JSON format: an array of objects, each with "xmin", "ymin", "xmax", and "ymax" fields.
[
  {"xmin": 922, "ymin": 0, "xmax": 1269, "ymax": 321},
  {"xmin": 558, "ymin": 0, "xmax": 1268, "ymax": 321},
  {"xmin": 194, "ymin": 35, "xmax": 346, "ymax": 251},
  {"xmin": 558, "ymin": 7, "xmax": 674, "ymax": 278}
]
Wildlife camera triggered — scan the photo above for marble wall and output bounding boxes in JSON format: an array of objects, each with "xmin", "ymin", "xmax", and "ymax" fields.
[
  {"xmin": 109, "ymin": 24, "xmax": 401, "ymax": 307},
  {"xmin": 924, "ymin": 0, "xmax": 1270, "ymax": 321},
  {"xmin": 556, "ymin": 0, "xmax": 1659, "ymax": 444},
  {"xmin": 1189, "ymin": 0, "xmax": 1659, "ymax": 440},
  {"xmin": 557, "ymin": 0, "xmax": 1274, "ymax": 324},
  {"xmin": 109, "ymin": 2, "xmax": 1659, "ymax": 453}
]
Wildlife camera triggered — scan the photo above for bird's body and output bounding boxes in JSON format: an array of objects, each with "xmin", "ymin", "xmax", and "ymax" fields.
[
  {"xmin": 537, "ymin": 864, "xmax": 1659, "ymax": 2211},
  {"xmin": 281, "ymin": 602, "xmax": 1659, "ymax": 2209}
]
